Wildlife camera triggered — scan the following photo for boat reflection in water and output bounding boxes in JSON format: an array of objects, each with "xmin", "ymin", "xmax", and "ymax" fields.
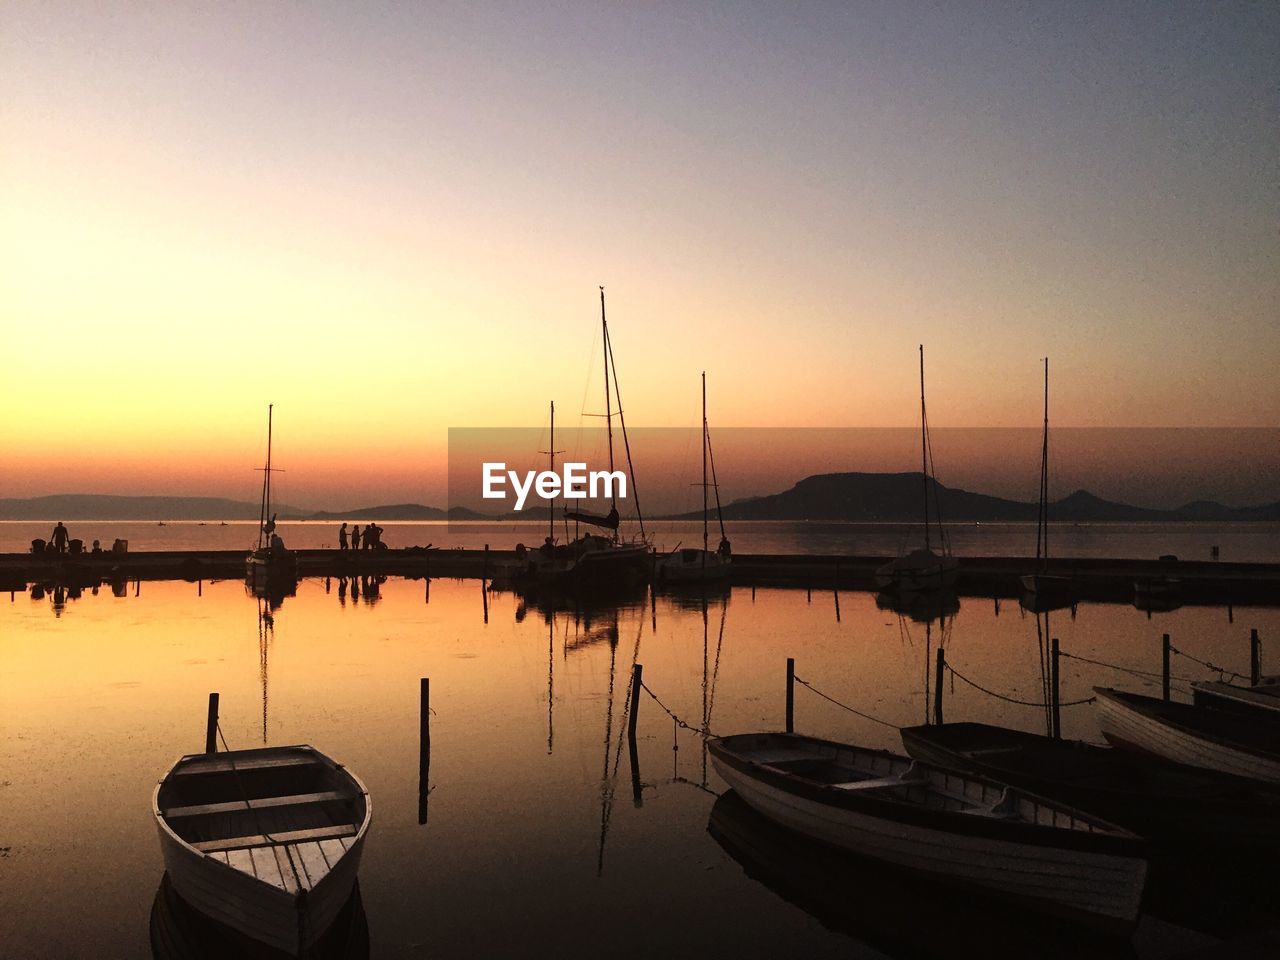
[
  {"xmin": 149, "ymin": 872, "xmax": 369, "ymax": 960},
  {"xmin": 707, "ymin": 791, "xmax": 1135, "ymax": 960}
]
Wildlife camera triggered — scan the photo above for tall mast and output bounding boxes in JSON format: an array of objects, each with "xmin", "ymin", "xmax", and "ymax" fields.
[
  {"xmin": 601, "ymin": 287, "xmax": 616, "ymax": 513},
  {"xmin": 549, "ymin": 400, "xmax": 556, "ymax": 543},
  {"xmin": 919, "ymin": 345, "xmax": 930, "ymax": 552},
  {"xmin": 702, "ymin": 371, "xmax": 708, "ymax": 554},
  {"xmin": 1040, "ymin": 357, "xmax": 1050, "ymax": 568},
  {"xmin": 265, "ymin": 404, "xmax": 273, "ymax": 530}
]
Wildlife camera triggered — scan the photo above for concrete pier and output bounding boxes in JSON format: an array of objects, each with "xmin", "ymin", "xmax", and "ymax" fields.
[{"xmin": 2, "ymin": 549, "xmax": 1277, "ymax": 604}]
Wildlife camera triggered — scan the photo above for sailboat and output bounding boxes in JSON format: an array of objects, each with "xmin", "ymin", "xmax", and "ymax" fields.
[
  {"xmin": 521, "ymin": 289, "xmax": 653, "ymax": 592},
  {"xmin": 1020, "ymin": 358, "xmax": 1074, "ymax": 608},
  {"xmin": 875, "ymin": 346, "xmax": 958, "ymax": 593},
  {"xmin": 245, "ymin": 404, "xmax": 298, "ymax": 588},
  {"xmin": 658, "ymin": 372, "xmax": 731, "ymax": 584}
]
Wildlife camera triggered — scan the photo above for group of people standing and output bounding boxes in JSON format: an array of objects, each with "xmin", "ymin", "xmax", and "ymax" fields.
[{"xmin": 338, "ymin": 521, "xmax": 385, "ymax": 551}]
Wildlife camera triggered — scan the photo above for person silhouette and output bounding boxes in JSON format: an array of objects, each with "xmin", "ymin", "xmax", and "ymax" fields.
[
  {"xmin": 351, "ymin": 525, "xmax": 361, "ymax": 550},
  {"xmin": 339, "ymin": 522, "xmax": 349, "ymax": 551},
  {"xmin": 51, "ymin": 522, "xmax": 70, "ymax": 555}
]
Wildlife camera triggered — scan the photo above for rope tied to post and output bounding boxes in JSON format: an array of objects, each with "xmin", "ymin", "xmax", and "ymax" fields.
[
  {"xmin": 1168, "ymin": 644, "xmax": 1249, "ymax": 684},
  {"xmin": 792, "ymin": 675, "xmax": 901, "ymax": 730},
  {"xmin": 942, "ymin": 662, "xmax": 1096, "ymax": 708},
  {"xmin": 640, "ymin": 681, "xmax": 719, "ymax": 739}
]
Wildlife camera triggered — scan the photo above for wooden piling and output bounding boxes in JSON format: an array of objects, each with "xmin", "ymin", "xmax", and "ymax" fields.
[
  {"xmin": 785, "ymin": 658, "xmax": 795, "ymax": 734},
  {"xmin": 1050, "ymin": 638, "xmax": 1061, "ymax": 740},
  {"xmin": 1251, "ymin": 628, "xmax": 1260, "ymax": 686},
  {"xmin": 1162, "ymin": 633, "xmax": 1171, "ymax": 702},
  {"xmin": 628, "ymin": 664, "xmax": 643, "ymax": 803},
  {"xmin": 933, "ymin": 648, "xmax": 945, "ymax": 726},
  {"xmin": 205, "ymin": 692, "xmax": 219, "ymax": 754},
  {"xmin": 419, "ymin": 678, "xmax": 430, "ymax": 825}
]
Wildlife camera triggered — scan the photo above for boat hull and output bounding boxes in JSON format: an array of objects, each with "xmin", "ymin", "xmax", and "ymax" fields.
[
  {"xmin": 1095, "ymin": 688, "xmax": 1280, "ymax": 784},
  {"xmin": 153, "ymin": 746, "xmax": 370, "ymax": 954},
  {"xmin": 709, "ymin": 734, "xmax": 1146, "ymax": 934},
  {"xmin": 874, "ymin": 551, "xmax": 959, "ymax": 593},
  {"xmin": 901, "ymin": 722, "xmax": 1280, "ymax": 852},
  {"xmin": 657, "ymin": 550, "xmax": 730, "ymax": 584}
]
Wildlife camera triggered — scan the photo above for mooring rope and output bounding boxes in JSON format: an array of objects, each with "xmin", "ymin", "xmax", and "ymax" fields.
[
  {"xmin": 1168, "ymin": 644, "xmax": 1249, "ymax": 683},
  {"xmin": 792, "ymin": 675, "xmax": 901, "ymax": 730},
  {"xmin": 1056, "ymin": 650, "xmax": 1196, "ymax": 688},
  {"xmin": 640, "ymin": 681, "xmax": 719, "ymax": 739},
  {"xmin": 214, "ymin": 723, "xmax": 307, "ymax": 896},
  {"xmin": 942, "ymin": 663, "xmax": 1096, "ymax": 708}
]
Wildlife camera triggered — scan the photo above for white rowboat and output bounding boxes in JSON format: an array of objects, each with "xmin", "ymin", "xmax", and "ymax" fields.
[
  {"xmin": 708, "ymin": 732, "xmax": 1147, "ymax": 934},
  {"xmin": 153, "ymin": 745, "xmax": 371, "ymax": 955}
]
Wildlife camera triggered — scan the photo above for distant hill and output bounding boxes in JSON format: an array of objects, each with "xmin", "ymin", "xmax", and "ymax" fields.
[
  {"xmin": 301, "ymin": 504, "xmax": 488, "ymax": 521},
  {"xmin": 3, "ymin": 482, "xmax": 1275, "ymax": 523},
  {"xmin": 0, "ymin": 494, "xmax": 309, "ymax": 521},
  {"xmin": 660, "ymin": 472, "xmax": 1279, "ymax": 523}
]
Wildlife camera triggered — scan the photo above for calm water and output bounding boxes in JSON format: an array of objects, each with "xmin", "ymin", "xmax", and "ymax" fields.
[
  {"xmin": 4, "ymin": 519, "xmax": 1279, "ymax": 562},
  {"xmin": 3, "ymin": 578, "xmax": 1279, "ymax": 958}
]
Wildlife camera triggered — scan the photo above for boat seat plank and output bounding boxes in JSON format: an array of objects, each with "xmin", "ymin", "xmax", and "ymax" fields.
[
  {"xmin": 193, "ymin": 823, "xmax": 358, "ymax": 853},
  {"xmin": 165, "ymin": 790, "xmax": 351, "ymax": 819},
  {"xmin": 175, "ymin": 754, "xmax": 321, "ymax": 776},
  {"xmin": 833, "ymin": 775, "xmax": 928, "ymax": 791}
]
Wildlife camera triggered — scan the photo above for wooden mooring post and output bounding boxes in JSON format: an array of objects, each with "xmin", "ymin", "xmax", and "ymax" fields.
[
  {"xmin": 933, "ymin": 648, "xmax": 945, "ymax": 726},
  {"xmin": 628, "ymin": 663, "xmax": 643, "ymax": 804},
  {"xmin": 1050, "ymin": 638, "xmax": 1061, "ymax": 740},
  {"xmin": 785, "ymin": 658, "xmax": 795, "ymax": 734},
  {"xmin": 1251, "ymin": 629, "xmax": 1261, "ymax": 686},
  {"xmin": 205, "ymin": 692, "xmax": 220, "ymax": 754},
  {"xmin": 419, "ymin": 677, "xmax": 431, "ymax": 825},
  {"xmin": 1162, "ymin": 633, "xmax": 1171, "ymax": 702}
]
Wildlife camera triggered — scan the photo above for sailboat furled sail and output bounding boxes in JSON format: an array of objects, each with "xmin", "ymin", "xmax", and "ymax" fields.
[{"xmin": 875, "ymin": 346, "xmax": 959, "ymax": 593}]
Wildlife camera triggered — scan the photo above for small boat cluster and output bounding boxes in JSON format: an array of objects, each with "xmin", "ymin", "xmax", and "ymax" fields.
[{"xmin": 710, "ymin": 671, "xmax": 1280, "ymax": 937}]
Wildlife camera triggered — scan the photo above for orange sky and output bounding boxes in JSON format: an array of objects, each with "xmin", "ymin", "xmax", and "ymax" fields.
[{"xmin": 2, "ymin": 5, "xmax": 1276, "ymax": 509}]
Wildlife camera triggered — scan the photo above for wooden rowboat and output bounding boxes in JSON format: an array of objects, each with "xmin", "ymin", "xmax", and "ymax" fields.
[
  {"xmin": 1094, "ymin": 687, "xmax": 1280, "ymax": 783},
  {"xmin": 1192, "ymin": 678, "xmax": 1280, "ymax": 719},
  {"xmin": 707, "ymin": 732, "xmax": 1147, "ymax": 934},
  {"xmin": 900, "ymin": 721, "xmax": 1280, "ymax": 852},
  {"xmin": 153, "ymin": 745, "xmax": 371, "ymax": 956}
]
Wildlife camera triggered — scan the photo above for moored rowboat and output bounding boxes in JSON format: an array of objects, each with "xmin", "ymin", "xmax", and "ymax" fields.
[
  {"xmin": 900, "ymin": 721, "xmax": 1280, "ymax": 851},
  {"xmin": 1094, "ymin": 687, "xmax": 1280, "ymax": 784},
  {"xmin": 153, "ymin": 745, "xmax": 371, "ymax": 955},
  {"xmin": 707, "ymin": 732, "xmax": 1147, "ymax": 934}
]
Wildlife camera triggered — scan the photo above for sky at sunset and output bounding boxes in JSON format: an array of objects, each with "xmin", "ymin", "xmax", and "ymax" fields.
[{"xmin": 3, "ymin": 3, "xmax": 1276, "ymax": 510}]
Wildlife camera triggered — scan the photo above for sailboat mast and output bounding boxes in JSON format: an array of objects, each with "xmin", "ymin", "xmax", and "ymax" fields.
[
  {"xmin": 919, "ymin": 345, "xmax": 931, "ymax": 552},
  {"xmin": 1041, "ymin": 357, "xmax": 1050, "ymax": 567},
  {"xmin": 600, "ymin": 287, "xmax": 616, "ymax": 512},
  {"xmin": 265, "ymin": 404, "xmax": 273, "ymax": 532},
  {"xmin": 549, "ymin": 400, "xmax": 556, "ymax": 543},
  {"xmin": 702, "ymin": 372, "xmax": 708, "ymax": 554}
]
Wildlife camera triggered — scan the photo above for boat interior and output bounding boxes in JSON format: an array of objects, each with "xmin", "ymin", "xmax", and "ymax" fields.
[{"xmin": 158, "ymin": 747, "xmax": 366, "ymax": 862}]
